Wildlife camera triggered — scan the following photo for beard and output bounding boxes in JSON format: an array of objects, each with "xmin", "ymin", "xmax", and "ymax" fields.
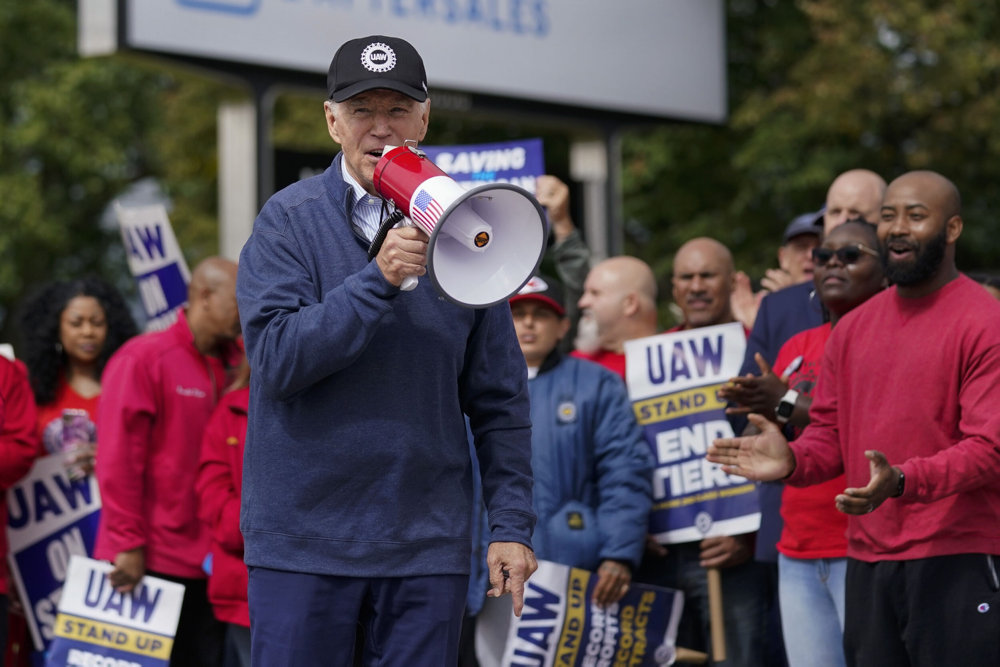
[
  {"xmin": 573, "ymin": 310, "xmax": 603, "ymax": 355},
  {"xmin": 882, "ymin": 226, "xmax": 948, "ymax": 286}
]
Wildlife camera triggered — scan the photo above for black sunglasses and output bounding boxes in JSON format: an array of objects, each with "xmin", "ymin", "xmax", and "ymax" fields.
[{"xmin": 811, "ymin": 243, "xmax": 880, "ymax": 266}]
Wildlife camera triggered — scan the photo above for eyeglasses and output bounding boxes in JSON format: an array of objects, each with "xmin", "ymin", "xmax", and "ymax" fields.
[{"xmin": 811, "ymin": 244, "xmax": 880, "ymax": 266}]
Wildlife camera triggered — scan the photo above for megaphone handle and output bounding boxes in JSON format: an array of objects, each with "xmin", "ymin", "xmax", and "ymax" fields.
[{"xmin": 400, "ymin": 276, "xmax": 418, "ymax": 291}]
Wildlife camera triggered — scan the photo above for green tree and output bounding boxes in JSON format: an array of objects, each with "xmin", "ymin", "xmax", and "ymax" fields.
[
  {"xmin": 622, "ymin": 0, "xmax": 1000, "ymax": 322},
  {"xmin": 0, "ymin": 0, "xmax": 237, "ymax": 344},
  {"xmin": 1, "ymin": 1, "xmax": 155, "ymax": 339}
]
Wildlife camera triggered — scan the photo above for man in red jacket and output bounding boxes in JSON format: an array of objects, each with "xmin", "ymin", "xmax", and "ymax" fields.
[
  {"xmin": 95, "ymin": 257, "xmax": 242, "ymax": 667},
  {"xmin": 0, "ymin": 354, "xmax": 40, "ymax": 654}
]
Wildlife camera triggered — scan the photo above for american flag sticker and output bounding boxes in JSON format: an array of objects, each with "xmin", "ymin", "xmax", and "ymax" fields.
[{"xmin": 410, "ymin": 189, "xmax": 444, "ymax": 234}]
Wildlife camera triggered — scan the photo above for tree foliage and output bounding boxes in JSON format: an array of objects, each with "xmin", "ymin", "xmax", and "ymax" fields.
[
  {"xmin": 4, "ymin": 0, "xmax": 1000, "ymax": 342},
  {"xmin": 0, "ymin": 0, "xmax": 239, "ymax": 342},
  {"xmin": 622, "ymin": 0, "xmax": 1000, "ymax": 302}
]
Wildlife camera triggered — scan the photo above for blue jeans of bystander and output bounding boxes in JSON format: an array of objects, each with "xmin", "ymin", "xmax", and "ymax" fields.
[{"xmin": 777, "ymin": 554, "xmax": 846, "ymax": 667}]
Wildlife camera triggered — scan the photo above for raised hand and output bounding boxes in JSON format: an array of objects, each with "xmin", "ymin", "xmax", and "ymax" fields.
[{"xmin": 706, "ymin": 413, "xmax": 796, "ymax": 481}]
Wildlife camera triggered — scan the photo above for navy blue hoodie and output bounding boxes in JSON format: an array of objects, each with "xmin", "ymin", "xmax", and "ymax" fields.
[{"xmin": 236, "ymin": 155, "xmax": 535, "ymax": 577}]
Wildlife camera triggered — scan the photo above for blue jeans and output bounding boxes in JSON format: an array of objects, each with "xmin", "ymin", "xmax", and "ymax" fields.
[{"xmin": 778, "ymin": 554, "xmax": 846, "ymax": 667}]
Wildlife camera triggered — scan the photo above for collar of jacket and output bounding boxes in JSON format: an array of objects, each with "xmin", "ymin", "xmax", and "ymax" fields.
[
  {"xmin": 323, "ymin": 153, "xmax": 372, "ymax": 250},
  {"xmin": 536, "ymin": 348, "xmax": 564, "ymax": 376}
]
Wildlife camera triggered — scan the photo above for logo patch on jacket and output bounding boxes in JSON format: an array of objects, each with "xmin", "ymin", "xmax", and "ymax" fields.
[
  {"xmin": 226, "ymin": 436, "xmax": 239, "ymax": 446},
  {"xmin": 567, "ymin": 512, "xmax": 584, "ymax": 530},
  {"xmin": 175, "ymin": 385, "xmax": 207, "ymax": 398},
  {"xmin": 557, "ymin": 401, "xmax": 577, "ymax": 423}
]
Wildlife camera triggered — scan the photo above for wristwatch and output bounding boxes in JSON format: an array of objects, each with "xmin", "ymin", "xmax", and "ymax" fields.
[
  {"xmin": 775, "ymin": 389, "xmax": 799, "ymax": 424},
  {"xmin": 892, "ymin": 469, "xmax": 906, "ymax": 498}
]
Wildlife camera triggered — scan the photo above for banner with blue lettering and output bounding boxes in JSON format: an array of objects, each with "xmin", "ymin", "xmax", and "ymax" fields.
[
  {"xmin": 476, "ymin": 559, "xmax": 684, "ymax": 666},
  {"xmin": 421, "ymin": 138, "xmax": 544, "ymax": 194},
  {"xmin": 624, "ymin": 323, "xmax": 760, "ymax": 544},
  {"xmin": 7, "ymin": 455, "xmax": 102, "ymax": 654},
  {"xmin": 45, "ymin": 556, "xmax": 184, "ymax": 667},
  {"xmin": 114, "ymin": 203, "xmax": 191, "ymax": 332}
]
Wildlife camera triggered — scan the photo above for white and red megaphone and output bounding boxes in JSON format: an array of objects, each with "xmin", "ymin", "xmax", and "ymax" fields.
[{"xmin": 373, "ymin": 142, "xmax": 548, "ymax": 308}]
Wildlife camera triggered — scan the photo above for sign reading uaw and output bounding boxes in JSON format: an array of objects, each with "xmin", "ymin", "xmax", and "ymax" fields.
[
  {"xmin": 477, "ymin": 559, "xmax": 684, "ymax": 666},
  {"xmin": 45, "ymin": 556, "xmax": 184, "ymax": 667},
  {"xmin": 624, "ymin": 323, "xmax": 760, "ymax": 544}
]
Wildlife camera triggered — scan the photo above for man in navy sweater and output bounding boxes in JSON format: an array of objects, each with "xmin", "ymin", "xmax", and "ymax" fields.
[{"xmin": 236, "ymin": 35, "xmax": 536, "ymax": 666}]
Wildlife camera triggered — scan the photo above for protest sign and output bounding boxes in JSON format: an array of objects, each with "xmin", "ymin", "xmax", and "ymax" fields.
[
  {"xmin": 114, "ymin": 203, "xmax": 191, "ymax": 331},
  {"xmin": 477, "ymin": 559, "xmax": 684, "ymax": 666},
  {"xmin": 7, "ymin": 455, "xmax": 102, "ymax": 652},
  {"xmin": 422, "ymin": 138, "xmax": 544, "ymax": 193},
  {"xmin": 624, "ymin": 323, "xmax": 760, "ymax": 544},
  {"xmin": 45, "ymin": 556, "xmax": 184, "ymax": 667}
]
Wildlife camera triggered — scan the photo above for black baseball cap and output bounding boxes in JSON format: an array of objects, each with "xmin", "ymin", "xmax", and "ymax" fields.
[
  {"xmin": 509, "ymin": 275, "xmax": 566, "ymax": 316},
  {"xmin": 327, "ymin": 35, "xmax": 428, "ymax": 103}
]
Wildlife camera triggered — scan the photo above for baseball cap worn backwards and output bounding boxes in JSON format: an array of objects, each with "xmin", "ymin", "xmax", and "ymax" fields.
[
  {"xmin": 509, "ymin": 275, "xmax": 566, "ymax": 317},
  {"xmin": 327, "ymin": 35, "xmax": 428, "ymax": 103}
]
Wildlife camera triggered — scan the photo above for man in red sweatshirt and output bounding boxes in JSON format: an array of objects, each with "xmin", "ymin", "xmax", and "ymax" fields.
[
  {"xmin": 708, "ymin": 170, "xmax": 1000, "ymax": 666},
  {"xmin": 96, "ymin": 257, "xmax": 242, "ymax": 667}
]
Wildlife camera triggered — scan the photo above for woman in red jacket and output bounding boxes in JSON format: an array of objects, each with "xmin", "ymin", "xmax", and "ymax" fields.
[
  {"xmin": 197, "ymin": 362, "xmax": 250, "ymax": 667},
  {"xmin": 0, "ymin": 355, "xmax": 40, "ymax": 663},
  {"xmin": 18, "ymin": 277, "xmax": 137, "ymax": 463}
]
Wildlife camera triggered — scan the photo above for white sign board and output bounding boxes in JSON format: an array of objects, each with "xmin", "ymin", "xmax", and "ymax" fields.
[
  {"xmin": 115, "ymin": 203, "xmax": 191, "ymax": 331},
  {"xmin": 82, "ymin": 0, "xmax": 725, "ymax": 122},
  {"xmin": 624, "ymin": 323, "xmax": 760, "ymax": 544}
]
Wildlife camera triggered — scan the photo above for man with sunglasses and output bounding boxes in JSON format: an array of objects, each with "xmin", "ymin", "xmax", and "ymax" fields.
[{"xmin": 710, "ymin": 170, "xmax": 1000, "ymax": 666}]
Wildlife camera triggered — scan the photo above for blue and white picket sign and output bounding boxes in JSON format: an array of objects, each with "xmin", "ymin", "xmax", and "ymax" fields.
[
  {"xmin": 421, "ymin": 138, "xmax": 545, "ymax": 193},
  {"xmin": 44, "ymin": 556, "xmax": 184, "ymax": 667},
  {"xmin": 114, "ymin": 203, "xmax": 191, "ymax": 331},
  {"xmin": 7, "ymin": 454, "xmax": 102, "ymax": 653},
  {"xmin": 624, "ymin": 323, "xmax": 760, "ymax": 544},
  {"xmin": 477, "ymin": 558, "xmax": 684, "ymax": 666}
]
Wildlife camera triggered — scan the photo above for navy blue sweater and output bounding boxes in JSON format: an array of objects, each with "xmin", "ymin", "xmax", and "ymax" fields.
[{"xmin": 236, "ymin": 155, "xmax": 535, "ymax": 577}]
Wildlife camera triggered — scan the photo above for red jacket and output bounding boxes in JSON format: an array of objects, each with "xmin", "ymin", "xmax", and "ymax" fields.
[
  {"xmin": 95, "ymin": 311, "xmax": 240, "ymax": 578},
  {"xmin": 196, "ymin": 387, "xmax": 249, "ymax": 626},
  {"xmin": 0, "ymin": 357, "xmax": 41, "ymax": 594}
]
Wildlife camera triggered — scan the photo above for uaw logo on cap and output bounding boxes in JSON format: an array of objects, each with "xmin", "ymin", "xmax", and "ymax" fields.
[{"xmin": 361, "ymin": 42, "xmax": 397, "ymax": 73}]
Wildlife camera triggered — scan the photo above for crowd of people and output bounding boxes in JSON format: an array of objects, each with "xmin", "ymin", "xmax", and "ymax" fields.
[{"xmin": 1, "ymin": 32, "xmax": 999, "ymax": 667}]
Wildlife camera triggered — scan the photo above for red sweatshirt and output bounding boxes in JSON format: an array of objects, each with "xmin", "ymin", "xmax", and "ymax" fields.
[
  {"xmin": 571, "ymin": 348, "xmax": 627, "ymax": 379},
  {"xmin": 196, "ymin": 387, "xmax": 249, "ymax": 626},
  {"xmin": 95, "ymin": 310, "xmax": 239, "ymax": 578},
  {"xmin": 789, "ymin": 275, "xmax": 1000, "ymax": 561},
  {"xmin": 0, "ymin": 357, "xmax": 41, "ymax": 594}
]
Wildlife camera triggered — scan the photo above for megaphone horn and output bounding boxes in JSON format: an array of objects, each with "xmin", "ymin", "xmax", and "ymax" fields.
[{"xmin": 373, "ymin": 143, "xmax": 548, "ymax": 308}]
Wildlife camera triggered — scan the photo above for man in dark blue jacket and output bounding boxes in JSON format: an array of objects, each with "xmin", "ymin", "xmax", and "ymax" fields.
[
  {"xmin": 237, "ymin": 35, "xmax": 536, "ymax": 666},
  {"xmin": 509, "ymin": 275, "xmax": 652, "ymax": 605}
]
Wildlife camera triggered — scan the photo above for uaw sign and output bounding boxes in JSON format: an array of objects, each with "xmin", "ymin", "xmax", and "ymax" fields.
[
  {"xmin": 624, "ymin": 323, "xmax": 760, "ymax": 544},
  {"xmin": 477, "ymin": 559, "xmax": 684, "ymax": 666},
  {"xmin": 45, "ymin": 556, "xmax": 184, "ymax": 667},
  {"xmin": 115, "ymin": 203, "xmax": 191, "ymax": 331},
  {"xmin": 7, "ymin": 454, "xmax": 102, "ymax": 653}
]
